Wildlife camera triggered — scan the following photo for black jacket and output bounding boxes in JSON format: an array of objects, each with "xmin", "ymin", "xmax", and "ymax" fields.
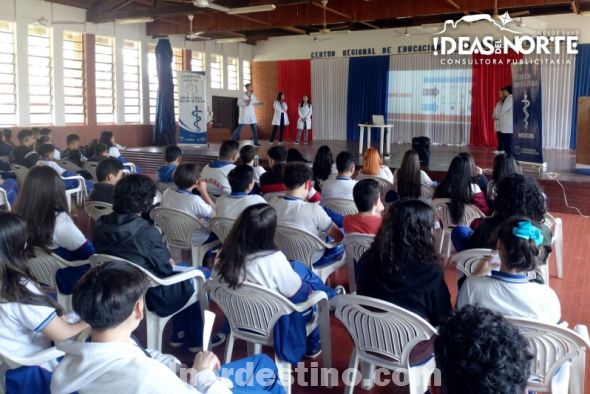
[
  {"xmin": 88, "ymin": 183, "xmax": 115, "ymax": 204},
  {"xmin": 356, "ymin": 248, "xmax": 452, "ymax": 326},
  {"xmin": 93, "ymin": 213, "xmax": 193, "ymax": 317},
  {"xmin": 11, "ymin": 146, "xmax": 39, "ymax": 168},
  {"xmin": 61, "ymin": 149, "xmax": 85, "ymax": 167}
]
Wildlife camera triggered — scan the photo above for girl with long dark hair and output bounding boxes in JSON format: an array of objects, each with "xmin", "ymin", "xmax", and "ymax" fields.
[
  {"xmin": 487, "ymin": 153, "xmax": 522, "ymax": 204},
  {"xmin": 99, "ymin": 131, "xmax": 137, "ymax": 172},
  {"xmin": 356, "ymin": 199, "xmax": 452, "ymax": 326},
  {"xmin": 295, "ymin": 95, "xmax": 312, "ymax": 145},
  {"xmin": 312, "ymin": 145, "xmax": 336, "ymax": 191},
  {"xmin": 270, "ymin": 92, "xmax": 288, "ymax": 144},
  {"xmin": 393, "ymin": 150, "xmax": 436, "ymax": 200}
]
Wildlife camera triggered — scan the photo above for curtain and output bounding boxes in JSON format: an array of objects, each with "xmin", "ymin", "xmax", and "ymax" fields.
[
  {"xmin": 570, "ymin": 44, "xmax": 590, "ymax": 149},
  {"xmin": 154, "ymin": 39, "xmax": 176, "ymax": 146},
  {"xmin": 470, "ymin": 51, "xmax": 522, "ymax": 147},
  {"xmin": 311, "ymin": 58, "xmax": 349, "ymax": 141},
  {"xmin": 277, "ymin": 60, "xmax": 311, "ymax": 141},
  {"xmin": 388, "ymin": 53, "xmax": 471, "ymax": 146},
  {"xmin": 524, "ymin": 51, "xmax": 576, "ymax": 149},
  {"xmin": 346, "ymin": 56, "xmax": 390, "ymax": 142}
]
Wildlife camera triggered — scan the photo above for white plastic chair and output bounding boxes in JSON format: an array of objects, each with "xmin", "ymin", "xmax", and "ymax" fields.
[
  {"xmin": 332, "ymin": 294, "xmax": 437, "ymax": 394},
  {"xmin": 27, "ymin": 247, "xmax": 89, "ymax": 312},
  {"xmin": 507, "ymin": 316, "xmax": 590, "ymax": 394},
  {"xmin": 0, "ymin": 346, "xmax": 64, "ymax": 394},
  {"xmin": 354, "ymin": 175, "xmax": 393, "ymax": 203},
  {"xmin": 322, "ymin": 198, "xmax": 358, "ymax": 216},
  {"xmin": 156, "ymin": 181, "xmax": 174, "ymax": 194},
  {"xmin": 545, "ymin": 212, "xmax": 564, "ymax": 279},
  {"xmin": 123, "ymin": 162, "xmax": 137, "ymax": 173},
  {"xmin": 342, "ymin": 233, "xmax": 374, "ymax": 294},
  {"xmin": 62, "ymin": 174, "xmax": 87, "ymax": 212},
  {"xmin": 451, "ymin": 248, "xmax": 495, "ymax": 282},
  {"xmin": 432, "ymin": 198, "xmax": 485, "ymax": 259},
  {"xmin": 207, "ymin": 279, "xmax": 332, "ymax": 394},
  {"xmin": 83, "ymin": 161, "xmax": 99, "ymax": 182},
  {"xmin": 58, "ymin": 159, "xmax": 82, "ymax": 173},
  {"xmin": 89, "ymin": 253, "xmax": 208, "ymax": 352},
  {"xmin": 420, "ymin": 184, "xmax": 435, "ymax": 203},
  {"xmin": 84, "ymin": 201, "xmax": 113, "ymax": 222},
  {"xmin": 150, "ymin": 207, "xmax": 221, "ymax": 267},
  {"xmin": 208, "ymin": 217, "xmax": 234, "ymax": 243},
  {"xmin": 10, "ymin": 164, "xmax": 28, "ymax": 186},
  {"xmin": 274, "ymin": 224, "xmax": 346, "ymax": 283},
  {"xmin": 0, "ymin": 188, "xmax": 10, "ymax": 211}
]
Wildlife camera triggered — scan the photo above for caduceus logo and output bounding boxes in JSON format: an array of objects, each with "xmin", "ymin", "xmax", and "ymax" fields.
[
  {"xmin": 192, "ymin": 105, "xmax": 203, "ymax": 132},
  {"xmin": 522, "ymin": 93, "xmax": 530, "ymax": 130}
]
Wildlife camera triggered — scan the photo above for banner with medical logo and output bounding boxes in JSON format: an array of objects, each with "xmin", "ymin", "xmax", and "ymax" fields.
[
  {"xmin": 179, "ymin": 71, "xmax": 207, "ymax": 145},
  {"xmin": 512, "ymin": 63, "xmax": 543, "ymax": 164}
]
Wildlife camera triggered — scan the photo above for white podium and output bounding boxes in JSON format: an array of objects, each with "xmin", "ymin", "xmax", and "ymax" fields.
[{"xmin": 358, "ymin": 123, "xmax": 393, "ymax": 158}]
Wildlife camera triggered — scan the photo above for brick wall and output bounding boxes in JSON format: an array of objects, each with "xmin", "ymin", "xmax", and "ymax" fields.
[{"xmin": 252, "ymin": 61, "xmax": 277, "ymax": 140}]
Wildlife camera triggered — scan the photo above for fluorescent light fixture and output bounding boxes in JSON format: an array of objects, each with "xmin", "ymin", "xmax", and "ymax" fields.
[
  {"xmin": 226, "ymin": 4, "xmax": 276, "ymax": 14},
  {"xmin": 116, "ymin": 17, "xmax": 154, "ymax": 24},
  {"xmin": 215, "ymin": 37, "xmax": 247, "ymax": 43}
]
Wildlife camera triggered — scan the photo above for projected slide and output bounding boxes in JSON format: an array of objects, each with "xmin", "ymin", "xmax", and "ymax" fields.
[{"xmin": 387, "ymin": 69, "xmax": 472, "ymax": 123}]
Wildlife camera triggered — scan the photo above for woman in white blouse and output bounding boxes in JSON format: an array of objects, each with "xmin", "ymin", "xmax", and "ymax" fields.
[
  {"xmin": 270, "ymin": 92, "xmax": 288, "ymax": 144},
  {"xmin": 295, "ymin": 95, "xmax": 312, "ymax": 145}
]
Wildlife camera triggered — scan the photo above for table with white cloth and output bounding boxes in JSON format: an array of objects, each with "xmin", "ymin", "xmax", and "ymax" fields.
[{"xmin": 358, "ymin": 123, "xmax": 393, "ymax": 158}]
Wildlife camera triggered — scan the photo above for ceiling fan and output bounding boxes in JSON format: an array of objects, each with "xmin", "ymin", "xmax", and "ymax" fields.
[
  {"xmin": 33, "ymin": 0, "xmax": 86, "ymax": 26},
  {"xmin": 309, "ymin": 0, "xmax": 351, "ymax": 37},
  {"xmin": 185, "ymin": 14, "xmax": 210, "ymax": 40},
  {"xmin": 166, "ymin": 0, "xmax": 275, "ymax": 15}
]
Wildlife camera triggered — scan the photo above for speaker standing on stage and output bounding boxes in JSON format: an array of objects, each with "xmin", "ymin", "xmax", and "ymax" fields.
[
  {"xmin": 493, "ymin": 88, "xmax": 503, "ymax": 154},
  {"xmin": 270, "ymin": 92, "xmax": 288, "ymax": 144},
  {"xmin": 232, "ymin": 83, "xmax": 262, "ymax": 147},
  {"xmin": 498, "ymin": 85, "xmax": 513, "ymax": 155},
  {"xmin": 295, "ymin": 95, "xmax": 312, "ymax": 145}
]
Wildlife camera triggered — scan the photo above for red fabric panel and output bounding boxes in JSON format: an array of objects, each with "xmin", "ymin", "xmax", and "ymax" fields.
[
  {"xmin": 469, "ymin": 52, "xmax": 522, "ymax": 147},
  {"xmin": 277, "ymin": 60, "xmax": 312, "ymax": 141}
]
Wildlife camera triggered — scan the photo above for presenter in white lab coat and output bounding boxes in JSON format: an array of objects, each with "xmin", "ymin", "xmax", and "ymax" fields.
[
  {"xmin": 269, "ymin": 92, "xmax": 288, "ymax": 143},
  {"xmin": 232, "ymin": 83, "xmax": 262, "ymax": 146},
  {"xmin": 295, "ymin": 95, "xmax": 313, "ymax": 145},
  {"xmin": 498, "ymin": 85, "xmax": 513, "ymax": 155},
  {"xmin": 492, "ymin": 88, "xmax": 504, "ymax": 154}
]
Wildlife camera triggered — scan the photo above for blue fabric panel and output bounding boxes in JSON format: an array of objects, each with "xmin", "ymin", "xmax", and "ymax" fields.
[{"xmin": 570, "ymin": 44, "xmax": 590, "ymax": 149}]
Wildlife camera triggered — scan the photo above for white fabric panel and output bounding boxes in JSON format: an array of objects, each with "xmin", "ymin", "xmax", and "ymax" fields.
[
  {"xmin": 311, "ymin": 58, "xmax": 349, "ymax": 141},
  {"xmin": 524, "ymin": 52, "xmax": 575, "ymax": 149}
]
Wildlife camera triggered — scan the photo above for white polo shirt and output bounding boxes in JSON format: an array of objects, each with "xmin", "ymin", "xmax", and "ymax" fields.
[
  {"xmin": 215, "ymin": 193, "xmax": 267, "ymax": 220},
  {"xmin": 270, "ymin": 195, "xmax": 333, "ymax": 238},
  {"xmin": 320, "ymin": 176, "xmax": 357, "ymax": 201},
  {"xmin": 161, "ymin": 188, "xmax": 214, "ymax": 245},
  {"xmin": 37, "ymin": 159, "xmax": 66, "ymax": 176},
  {"xmin": 252, "ymin": 165, "xmax": 266, "ymax": 185},
  {"xmin": 52, "ymin": 212, "xmax": 88, "ymax": 251},
  {"xmin": 242, "ymin": 250, "xmax": 302, "ymax": 298},
  {"xmin": 457, "ymin": 270, "xmax": 561, "ymax": 324},
  {"xmin": 200, "ymin": 160, "xmax": 236, "ymax": 196}
]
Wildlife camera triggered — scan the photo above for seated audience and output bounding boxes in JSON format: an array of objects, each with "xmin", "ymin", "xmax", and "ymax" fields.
[
  {"xmin": 0, "ymin": 212, "xmax": 88, "ymax": 392},
  {"xmin": 320, "ymin": 151, "xmax": 356, "ymax": 201},
  {"xmin": 435, "ymin": 305, "xmax": 532, "ymax": 394},
  {"xmin": 434, "ymin": 153, "xmax": 490, "ymax": 224},
  {"xmin": 156, "ymin": 145, "xmax": 182, "ymax": 184},
  {"xmin": 286, "ymin": 148, "xmax": 310, "ymax": 164},
  {"xmin": 0, "ymin": 129, "xmax": 13, "ymax": 156},
  {"xmin": 11, "ymin": 129, "xmax": 39, "ymax": 168},
  {"xmin": 457, "ymin": 217, "xmax": 560, "ymax": 323},
  {"xmin": 14, "ymin": 166, "xmax": 95, "ymax": 294},
  {"xmin": 200, "ymin": 140, "xmax": 239, "ymax": 197},
  {"xmin": 356, "ymin": 199, "xmax": 452, "ymax": 326},
  {"xmin": 94, "ymin": 174, "xmax": 222, "ymax": 351},
  {"xmin": 487, "ymin": 153, "xmax": 522, "ymax": 206},
  {"xmin": 87, "ymin": 143, "xmax": 109, "ymax": 163},
  {"xmin": 1, "ymin": 128, "xmax": 15, "ymax": 148},
  {"xmin": 37, "ymin": 129, "xmax": 60, "ymax": 160},
  {"xmin": 0, "ymin": 157, "xmax": 18, "ymax": 206},
  {"xmin": 357, "ymin": 147, "xmax": 393, "ymax": 183},
  {"xmin": 239, "ymin": 144, "xmax": 265, "ymax": 185},
  {"xmin": 392, "ymin": 150, "xmax": 436, "ymax": 201},
  {"xmin": 343, "ymin": 179, "xmax": 384, "ymax": 235},
  {"xmin": 269, "ymin": 163, "xmax": 344, "ymax": 267},
  {"xmin": 88, "ymin": 158, "xmax": 124, "ymax": 204},
  {"xmin": 312, "ymin": 145, "xmax": 337, "ymax": 192},
  {"xmin": 51, "ymin": 261, "xmax": 284, "ymax": 394},
  {"xmin": 61, "ymin": 134, "xmax": 87, "ymax": 168},
  {"xmin": 99, "ymin": 131, "xmax": 137, "ymax": 172},
  {"xmin": 36, "ymin": 144, "xmax": 93, "ymax": 192},
  {"xmin": 215, "ymin": 164, "xmax": 266, "ymax": 220},
  {"xmin": 215, "ymin": 204, "xmax": 343, "ymax": 361}
]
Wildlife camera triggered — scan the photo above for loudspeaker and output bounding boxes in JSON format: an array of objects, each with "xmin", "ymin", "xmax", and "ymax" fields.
[{"xmin": 412, "ymin": 136, "xmax": 430, "ymax": 166}]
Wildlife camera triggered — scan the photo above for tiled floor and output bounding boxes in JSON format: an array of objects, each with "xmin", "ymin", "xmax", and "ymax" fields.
[{"xmin": 75, "ymin": 208, "xmax": 590, "ymax": 393}]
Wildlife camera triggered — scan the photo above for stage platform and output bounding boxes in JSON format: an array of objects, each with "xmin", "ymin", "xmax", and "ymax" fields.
[{"xmin": 123, "ymin": 140, "xmax": 590, "ymax": 215}]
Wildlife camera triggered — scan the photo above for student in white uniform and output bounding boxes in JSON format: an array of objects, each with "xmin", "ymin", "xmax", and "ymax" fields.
[
  {"xmin": 215, "ymin": 165, "xmax": 266, "ymax": 220},
  {"xmin": 51, "ymin": 261, "xmax": 285, "ymax": 394},
  {"xmin": 492, "ymin": 88, "xmax": 504, "ymax": 154},
  {"xmin": 357, "ymin": 147, "xmax": 393, "ymax": 184},
  {"xmin": 239, "ymin": 145, "xmax": 265, "ymax": 186},
  {"xmin": 295, "ymin": 95, "xmax": 312, "ymax": 145},
  {"xmin": 0, "ymin": 212, "xmax": 87, "ymax": 392},
  {"xmin": 36, "ymin": 143, "xmax": 94, "ymax": 193},
  {"xmin": 498, "ymin": 85, "xmax": 513, "ymax": 155},
  {"xmin": 270, "ymin": 92, "xmax": 288, "ymax": 144},
  {"xmin": 200, "ymin": 141, "xmax": 239, "ymax": 197},
  {"xmin": 232, "ymin": 84, "xmax": 262, "ymax": 147},
  {"xmin": 320, "ymin": 151, "xmax": 356, "ymax": 201}
]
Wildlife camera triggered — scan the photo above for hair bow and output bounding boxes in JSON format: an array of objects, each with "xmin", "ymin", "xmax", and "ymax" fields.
[{"xmin": 512, "ymin": 220, "xmax": 543, "ymax": 246}]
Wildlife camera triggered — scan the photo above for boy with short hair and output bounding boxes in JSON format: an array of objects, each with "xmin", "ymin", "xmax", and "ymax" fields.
[
  {"xmin": 37, "ymin": 143, "xmax": 94, "ymax": 192},
  {"xmin": 62, "ymin": 133, "xmax": 88, "ymax": 167},
  {"xmin": 343, "ymin": 179, "xmax": 384, "ymax": 235},
  {"xmin": 239, "ymin": 144, "xmax": 265, "ymax": 185},
  {"xmin": 0, "ymin": 128, "xmax": 13, "ymax": 156},
  {"xmin": 157, "ymin": 145, "xmax": 183, "ymax": 184},
  {"xmin": 88, "ymin": 143, "xmax": 109, "ymax": 162},
  {"xmin": 88, "ymin": 158, "xmax": 124, "ymax": 204},
  {"xmin": 11, "ymin": 129, "xmax": 40, "ymax": 168},
  {"xmin": 38, "ymin": 128, "xmax": 60, "ymax": 159},
  {"xmin": 51, "ymin": 261, "xmax": 284, "ymax": 394},
  {"xmin": 320, "ymin": 151, "xmax": 356, "ymax": 201},
  {"xmin": 1, "ymin": 128, "xmax": 15, "ymax": 147},
  {"xmin": 200, "ymin": 140, "xmax": 239, "ymax": 197},
  {"xmin": 215, "ymin": 165, "xmax": 267, "ymax": 219}
]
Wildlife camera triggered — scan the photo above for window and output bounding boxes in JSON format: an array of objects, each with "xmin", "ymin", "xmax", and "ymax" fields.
[
  {"xmin": 227, "ymin": 57, "xmax": 239, "ymax": 91},
  {"xmin": 95, "ymin": 35, "xmax": 115, "ymax": 124},
  {"xmin": 122, "ymin": 40, "xmax": 141, "ymax": 123},
  {"xmin": 148, "ymin": 45, "xmax": 182, "ymax": 123},
  {"xmin": 172, "ymin": 48, "xmax": 183, "ymax": 120},
  {"xmin": 63, "ymin": 31, "xmax": 85, "ymax": 124},
  {"xmin": 210, "ymin": 54, "xmax": 223, "ymax": 89},
  {"xmin": 0, "ymin": 21, "xmax": 16, "ymax": 126},
  {"xmin": 191, "ymin": 51, "xmax": 204, "ymax": 72},
  {"xmin": 243, "ymin": 60, "xmax": 251, "ymax": 87},
  {"xmin": 28, "ymin": 24, "xmax": 52, "ymax": 125}
]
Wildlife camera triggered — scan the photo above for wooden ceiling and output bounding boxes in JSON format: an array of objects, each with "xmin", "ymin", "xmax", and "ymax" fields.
[{"xmin": 47, "ymin": 0, "xmax": 588, "ymax": 43}]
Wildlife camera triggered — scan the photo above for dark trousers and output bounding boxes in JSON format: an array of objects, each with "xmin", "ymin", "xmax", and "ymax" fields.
[
  {"xmin": 496, "ymin": 131, "xmax": 502, "ymax": 150},
  {"xmin": 499, "ymin": 133, "xmax": 513, "ymax": 155},
  {"xmin": 270, "ymin": 113, "xmax": 285, "ymax": 142}
]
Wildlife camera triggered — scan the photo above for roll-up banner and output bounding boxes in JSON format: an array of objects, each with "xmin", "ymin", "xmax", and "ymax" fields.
[{"xmin": 179, "ymin": 71, "xmax": 207, "ymax": 145}]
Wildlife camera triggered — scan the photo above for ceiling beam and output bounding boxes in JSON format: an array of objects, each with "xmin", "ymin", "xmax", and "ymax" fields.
[
  {"xmin": 88, "ymin": 3, "xmax": 200, "ymax": 23},
  {"xmin": 311, "ymin": 1, "xmax": 352, "ymax": 20},
  {"xmin": 114, "ymin": 0, "xmax": 135, "ymax": 11},
  {"xmin": 359, "ymin": 21, "xmax": 380, "ymax": 29},
  {"xmin": 281, "ymin": 26, "xmax": 307, "ymax": 34},
  {"xmin": 44, "ymin": 0, "xmax": 94, "ymax": 9}
]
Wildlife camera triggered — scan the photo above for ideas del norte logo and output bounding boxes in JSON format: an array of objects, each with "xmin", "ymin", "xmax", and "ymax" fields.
[{"xmin": 432, "ymin": 12, "xmax": 578, "ymax": 56}]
